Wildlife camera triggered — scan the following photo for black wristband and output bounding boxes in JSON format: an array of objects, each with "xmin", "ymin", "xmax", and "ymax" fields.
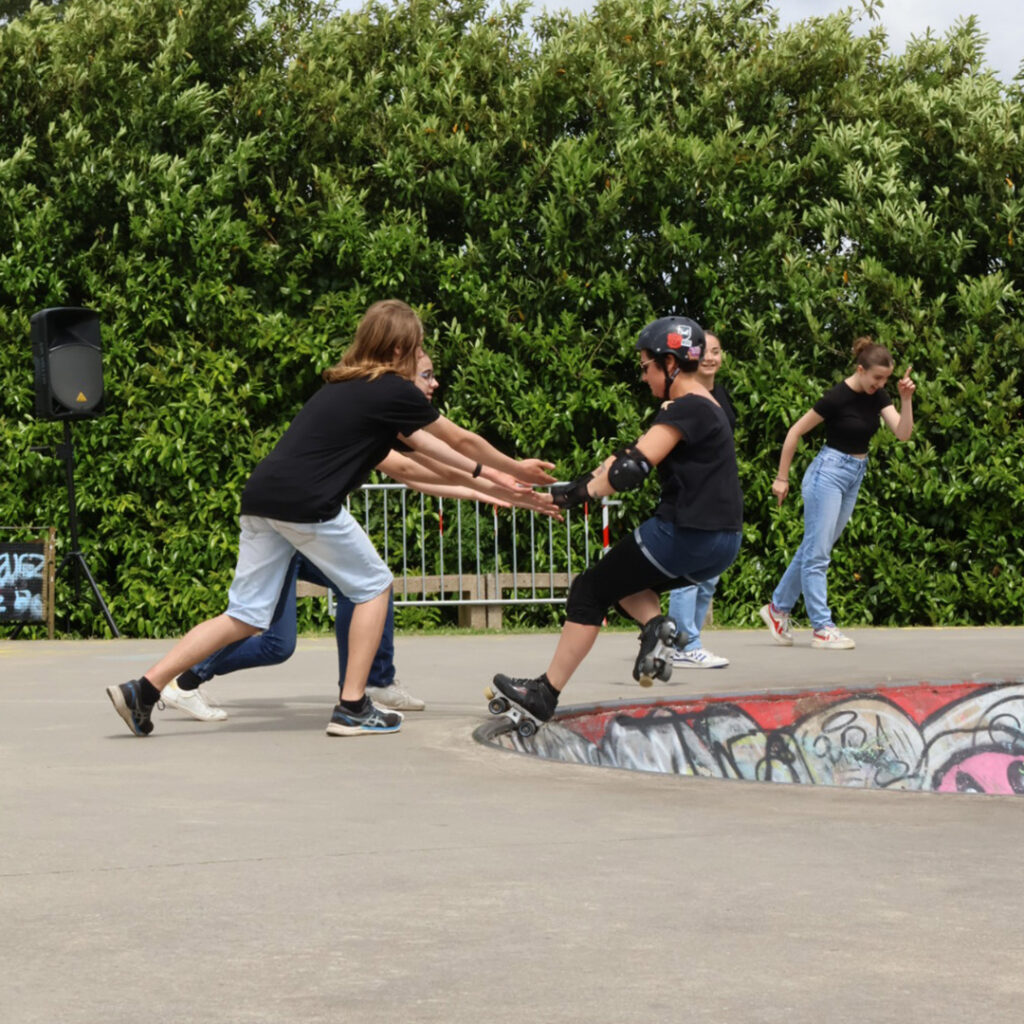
[
  {"xmin": 472, "ymin": 463, "xmax": 483, "ymax": 478},
  {"xmin": 551, "ymin": 472, "xmax": 593, "ymax": 510}
]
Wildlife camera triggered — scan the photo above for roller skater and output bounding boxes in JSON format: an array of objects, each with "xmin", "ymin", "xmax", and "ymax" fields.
[
  {"xmin": 486, "ymin": 674, "xmax": 559, "ymax": 738},
  {"xmin": 633, "ymin": 614, "xmax": 678, "ymax": 687},
  {"xmin": 488, "ymin": 314, "xmax": 743, "ymax": 730}
]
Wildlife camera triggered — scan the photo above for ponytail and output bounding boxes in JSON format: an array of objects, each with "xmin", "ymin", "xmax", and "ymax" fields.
[{"xmin": 852, "ymin": 336, "xmax": 893, "ymax": 371}]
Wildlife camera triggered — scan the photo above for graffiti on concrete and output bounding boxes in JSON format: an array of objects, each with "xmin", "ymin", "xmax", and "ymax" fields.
[{"xmin": 492, "ymin": 681, "xmax": 1024, "ymax": 794}]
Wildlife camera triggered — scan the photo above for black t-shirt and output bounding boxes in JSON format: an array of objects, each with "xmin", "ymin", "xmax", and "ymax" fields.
[
  {"xmin": 241, "ymin": 375, "xmax": 439, "ymax": 522},
  {"xmin": 812, "ymin": 382, "xmax": 892, "ymax": 454},
  {"xmin": 651, "ymin": 393, "xmax": 743, "ymax": 531},
  {"xmin": 710, "ymin": 382, "xmax": 736, "ymax": 432}
]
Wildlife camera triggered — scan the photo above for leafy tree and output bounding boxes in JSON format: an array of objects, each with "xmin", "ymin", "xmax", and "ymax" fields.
[{"xmin": 1, "ymin": 0, "xmax": 1020, "ymax": 635}]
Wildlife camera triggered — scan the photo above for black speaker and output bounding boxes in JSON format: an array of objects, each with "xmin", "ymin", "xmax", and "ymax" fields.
[{"xmin": 31, "ymin": 307, "xmax": 104, "ymax": 420}]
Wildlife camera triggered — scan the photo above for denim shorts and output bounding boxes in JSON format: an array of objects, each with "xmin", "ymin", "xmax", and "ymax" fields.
[
  {"xmin": 634, "ymin": 516, "xmax": 742, "ymax": 587},
  {"xmin": 225, "ymin": 509, "xmax": 392, "ymax": 629}
]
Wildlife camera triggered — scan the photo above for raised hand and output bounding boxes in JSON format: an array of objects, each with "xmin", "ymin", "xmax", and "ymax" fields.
[{"xmin": 897, "ymin": 365, "xmax": 916, "ymax": 400}]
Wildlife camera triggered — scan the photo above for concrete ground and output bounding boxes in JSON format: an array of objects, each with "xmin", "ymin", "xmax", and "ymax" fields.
[{"xmin": 2, "ymin": 624, "xmax": 1023, "ymax": 1024}]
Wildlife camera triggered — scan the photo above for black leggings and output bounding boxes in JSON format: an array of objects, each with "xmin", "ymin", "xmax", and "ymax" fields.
[{"xmin": 565, "ymin": 531, "xmax": 691, "ymax": 627}]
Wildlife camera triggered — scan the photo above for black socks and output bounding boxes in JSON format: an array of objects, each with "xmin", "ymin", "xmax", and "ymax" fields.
[
  {"xmin": 339, "ymin": 695, "xmax": 370, "ymax": 713},
  {"xmin": 139, "ymin": 677, "xmax": 162, "ymax": 705},
  {"xmin": 176, "ymin": 669, "xmax": 202, "ymax": 692}
]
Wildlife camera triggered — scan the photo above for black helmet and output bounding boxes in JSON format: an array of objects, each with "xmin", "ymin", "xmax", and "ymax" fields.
[{"xmin": 635, "ymin": 316, "xmax": 705, "ymax": 364}]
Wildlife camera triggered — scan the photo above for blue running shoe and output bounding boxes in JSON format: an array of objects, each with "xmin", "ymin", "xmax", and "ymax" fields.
[
  {"xmin": 326, "ymin": 697, "xmax": 403, "ymax": 736},
  {"xmin": 106, "ymin": 680, "xmax": 155, "ymax": 736}
]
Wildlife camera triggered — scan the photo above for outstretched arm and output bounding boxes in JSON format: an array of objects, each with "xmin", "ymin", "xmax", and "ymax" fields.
[
  {"xmin": 380, "ymin": 455, "xmax": 508, "ymax": 505},
  {"xmin": 387, "ymin": 437, "xmax": 557, "ymax": 516},
  {"xmin": 407, "ymin": 414, "xmax": 556, "ymax": 485},
  {"xmin": 549, "ymin": 424, "xmax": 681, "ymax": 507}
]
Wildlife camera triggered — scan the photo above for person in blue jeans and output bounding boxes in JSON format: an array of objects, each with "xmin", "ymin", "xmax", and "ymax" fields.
[
  {"xmin": 159, "ymin": 349, "xmax": 537, "ymax": 722},
  {"xmin": 668, "ymin": 331, "xmax": 733, "ymax": 669},
  {"xmin": 162, "ymin": 553, "xmax": 411, "ymax": 721},
  {"xmin": 760, "ymin": 337, "xmax": 915, "ymax": 650}
]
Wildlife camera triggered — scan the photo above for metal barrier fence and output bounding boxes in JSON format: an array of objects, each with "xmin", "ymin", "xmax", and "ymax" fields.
[{"xmin": 331, "ymin": 483, "xmax": 615, "ymax": 628}]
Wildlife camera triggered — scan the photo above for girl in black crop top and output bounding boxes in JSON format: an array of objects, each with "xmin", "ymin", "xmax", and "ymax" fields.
[{"xmin": 759, "ymin": 337, "xmax": 915, "ymax": 650}]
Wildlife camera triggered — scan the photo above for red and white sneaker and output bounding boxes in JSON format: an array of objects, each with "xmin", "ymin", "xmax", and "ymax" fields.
[
  {"xmin": 759, "ymin": 603, "xmax": 794, "ymax": 646},
  {"xmin": 812, "ymin": 625, "xmax": 856, "ymax": 650}
]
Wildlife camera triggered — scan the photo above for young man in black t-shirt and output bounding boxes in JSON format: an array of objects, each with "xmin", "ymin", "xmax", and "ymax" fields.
[{"xmin": 107, "ymin": 300, "xmax": 555, "ymax": 739}]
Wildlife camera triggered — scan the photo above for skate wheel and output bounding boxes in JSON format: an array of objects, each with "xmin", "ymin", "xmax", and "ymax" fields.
[
  {"xmin": 488, "ymin": 697, "xmax": 510, "ymax": 715},
  {"xmin": 517, "ymin": 719, "xmax": 537, "ymax": 739},
  {"xmin": 657, "ymin": 659, "xmax": 672, "ymax": 682}
]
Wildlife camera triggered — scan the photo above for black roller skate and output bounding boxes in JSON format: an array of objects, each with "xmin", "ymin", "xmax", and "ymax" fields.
[
  {"xmin": 485, "ymin": 673, "xmax": 559, "ymax": 739},
  {"xmin": 633, "ymin": 615, "xmax": 678, "ymax": 687}
]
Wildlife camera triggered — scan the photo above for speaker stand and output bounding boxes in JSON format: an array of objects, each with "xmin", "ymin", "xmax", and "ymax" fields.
[{"xmin": 54, "ymin": 420, "xmax": 120, "ymax": 638}]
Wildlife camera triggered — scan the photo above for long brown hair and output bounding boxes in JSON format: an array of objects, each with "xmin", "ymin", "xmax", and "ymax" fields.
[
  {"xmin": 323, "ymin": 300, "xmax": 423, "ymax": 383},
  {"xmin": 852, "ymin": 335, "xmax": 894, "ymax": 371}
]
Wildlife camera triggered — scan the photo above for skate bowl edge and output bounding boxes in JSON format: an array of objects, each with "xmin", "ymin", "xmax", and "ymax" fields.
[{"xmin": 473, "ymin": 679, "xmax": 1024, "ymax": 794}]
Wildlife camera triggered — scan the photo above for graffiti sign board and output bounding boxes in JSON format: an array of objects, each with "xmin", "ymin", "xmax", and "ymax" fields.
[{"xmin": 0, "ymin": 530, "xmax": 56, "ymax": 637}]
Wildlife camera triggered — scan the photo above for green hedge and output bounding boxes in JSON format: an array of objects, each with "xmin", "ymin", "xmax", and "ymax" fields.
[{"xmin": 1, "ymin": 0, "xmax": 1021, "ymax": 636}]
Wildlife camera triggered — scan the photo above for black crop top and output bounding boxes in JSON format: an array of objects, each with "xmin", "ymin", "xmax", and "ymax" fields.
[{"xmin": 812, "ymin": 382, "xmax": 892, "ymax": 454}]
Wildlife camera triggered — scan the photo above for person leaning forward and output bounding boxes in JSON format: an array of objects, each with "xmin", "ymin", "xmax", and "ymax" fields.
[{"xmin": 106, "ymin": 299, "xmax": 556, "ymax": 739}]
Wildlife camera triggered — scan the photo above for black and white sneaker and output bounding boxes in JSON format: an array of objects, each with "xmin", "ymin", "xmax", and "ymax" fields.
[
  {"xmin": 490, "ymin": 673, "xmax": 559, "ymax": 722},
  {"xmin": 106, "ymin": 680, "xmax": 156, "ymax": 736},
  {"xmin": 326, "ymin": 697, "xmax": 403, "ymax": 736}
]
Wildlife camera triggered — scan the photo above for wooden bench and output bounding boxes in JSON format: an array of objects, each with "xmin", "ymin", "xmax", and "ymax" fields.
[{"xmin": 296, "ymin": 572, "xmax": 577, "ymax": 629}]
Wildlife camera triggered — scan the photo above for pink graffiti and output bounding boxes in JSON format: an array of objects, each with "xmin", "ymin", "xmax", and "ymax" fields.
[{"xmin": 935, "ymin": 751, "xmax": 1024, "ymax": 794}]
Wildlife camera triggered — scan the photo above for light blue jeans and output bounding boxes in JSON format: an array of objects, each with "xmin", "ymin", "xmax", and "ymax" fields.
[
  {"xmin": 771, "ymin": 446, "xmax": 867, "ymax": 630},
  {"xmin": 668, "ymin": 577, "xmax": 719, "ymax": 652}
]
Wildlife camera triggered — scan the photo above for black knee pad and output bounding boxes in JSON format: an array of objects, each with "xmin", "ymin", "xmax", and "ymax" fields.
[{"xmin": 565, "ymin": 570, "xmax": 607, "ymax": 627}]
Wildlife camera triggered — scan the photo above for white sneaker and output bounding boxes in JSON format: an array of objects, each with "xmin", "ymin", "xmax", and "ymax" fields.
[
  {"xmin": 811, "ymin": 625, "xmax": 856, "ymax": 650},
  {"xmin": 672, "ymin": 647, "xmax": 729, "ymax": 668},
  {"xmin": 159, "ymin": 680, "xmax": 228, "ymax": 721},
  {"xmin": 366, "ymin": 681, "xmax": 426, "ymax": 711}
]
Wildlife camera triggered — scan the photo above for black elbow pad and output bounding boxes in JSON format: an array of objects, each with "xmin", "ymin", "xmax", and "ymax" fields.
[{"xmin": 608, "ymin": 445, "xmax": 652, "ymax": 492}]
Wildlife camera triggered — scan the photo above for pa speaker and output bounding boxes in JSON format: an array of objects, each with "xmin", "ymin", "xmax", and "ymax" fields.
[{"xmin": 31, "ymin": 307, "xmax": 104, "ymax": 420}]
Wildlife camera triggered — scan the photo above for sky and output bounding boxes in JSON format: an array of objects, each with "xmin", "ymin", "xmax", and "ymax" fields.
[{"xmin": 533, "ymin": 0, "xmax": 1023, "ymax": 80}]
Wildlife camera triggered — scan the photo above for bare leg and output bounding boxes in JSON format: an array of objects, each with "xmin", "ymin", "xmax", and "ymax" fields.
[
  {"xmin": 544, "ymin": 622, "xmax": 600, "ymax": 691},
  {"xmin": 339, "ymin": 589, "xmax": 391, "ymax": 702},
  {"xmin": 144, "ymin": 614, "xmax": 262, "ymax": 688},
  {"xmin": 544, "ymin": 590, "xmax": 665, "ymax": 691},
  {"xmin": 617, "ymin": 590, "xmax": 662, "ymax": 625}
]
